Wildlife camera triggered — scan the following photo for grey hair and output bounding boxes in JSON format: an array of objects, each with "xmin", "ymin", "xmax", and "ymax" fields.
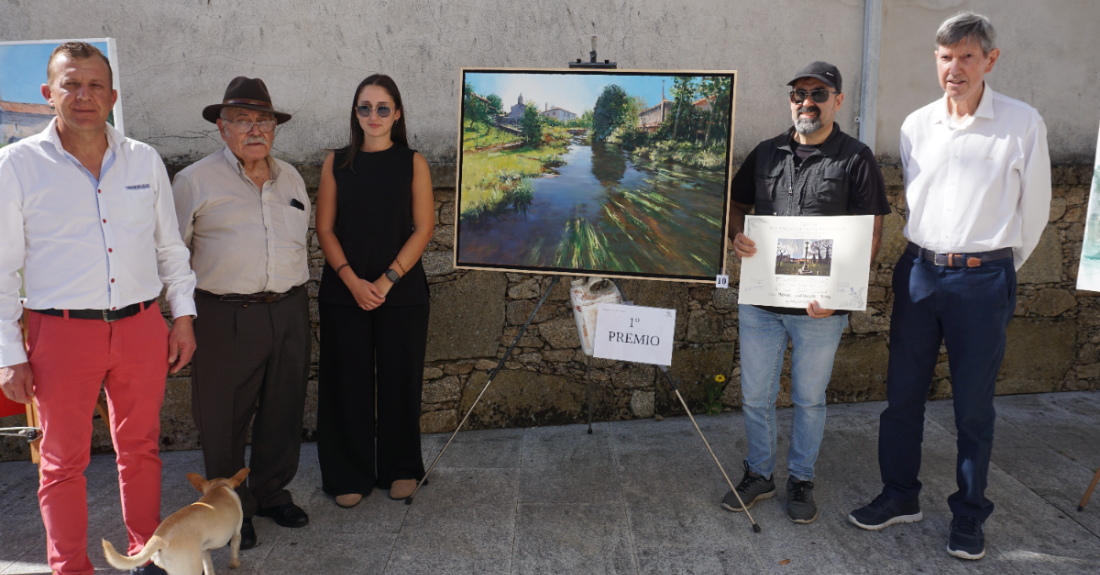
[
  {"xmin": 218, "ymin": 106, "xmax": 274, "ymax": 121},
  {"xmin": 936, "ymin": 12, "xmax": 996, "ymax": 54}
]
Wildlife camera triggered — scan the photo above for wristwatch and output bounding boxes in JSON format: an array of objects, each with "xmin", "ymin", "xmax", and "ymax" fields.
[{"xmin": 385, "ymin": 268, "xmax": 401, "ymax": 283}]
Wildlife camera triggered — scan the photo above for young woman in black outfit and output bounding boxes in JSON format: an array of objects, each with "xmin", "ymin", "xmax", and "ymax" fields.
[{"xmin": 314, "ymin": 75, "xmax": 434, "ymax": 507}]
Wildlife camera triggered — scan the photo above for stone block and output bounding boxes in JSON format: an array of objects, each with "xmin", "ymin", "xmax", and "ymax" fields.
[
  {"xmin": 848, "ymin": 306, "xmax": 891, "ymax": 334},
  {"xmin": 542, "ymin": 349, "xmax": 576, "ymax": 363},
  {"xmin": 712, "ymin": 285, "xmax": 738, "ymax": 309},
  {"xmin": 1049, "ymin": 197, "xmax": 1067, "ymax": 222},
  {"xmin": 422, "ymin": 376, "xmax": 461, "ymax": 404},
  {"xmin": 425, "ymin": 271, "xmax": 507, "ymax": 361},
  {"xmin": 1016, "ymin": 225, "xmax": 1062, "ymax": 284},
  {"xmin": 422, "ymin": 250, "xmax": 455, "ymax": 277},
  {"xmin": 630, "ymin": 390, "xmax": 655, "ymax": 418},
  {"xmin": 1027, "ymin": 288, "xmax": 1077, "ymax": 317},
  {"xmin": 1075, "ymin": 363, "xmax": 1100, "ymax": 381},
  {"xmin": 506, "ymin": 300, "xmax": 558, "ymax": 325},
  {"xmin": 159, "ymin": 377, "xmax": 200, "ymax": 450},
  {"xmin": 420, "ymin": 409, "xmax": 457, "ymax": 433},
  {"xmin": 423, "ymin": 367, "xmax": 444, "ymax": 379},
  {"xmin": 434, "ymin": 225, "xmax": 455, "ymax": 249},
  {"xmin": 612, "ymin": 365, "xmax": 656, "ymax": 390},
  {"xmin": 459, "ymin": 370, "xmax": 610, "ymax": 429},
  {"xmin": 875, "ymin": 212, "xmax": 908, "ymax": 264},
  {"xmin": 444, "ymin": 363, "xmax": 474, "ymax": 375},
  {"xmin": 826, "ymin": 336, "xmax": 890, "ymax": 402},
  {"xmin": 998, "ymin": 319, "xmax": 1076, "ymax": 394},
  {"xmin": 658, "ymin": 344, "xmax": 735, "ymax": 414},
  {"xmin": 508, "ymin": 279, "xmax": 541, "ymax": 299},
  {"xmin": 539, "ymin": 317, "xmax": 581, "ymax": 349},
  {"xmin": 686, "ymin": 309, "xmax": 722, "ymax": 343}
]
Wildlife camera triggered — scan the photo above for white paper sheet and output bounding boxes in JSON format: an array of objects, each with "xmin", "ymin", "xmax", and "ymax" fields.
[
  {"xmin": 737, "ymin": 215, "xmax": 875, "ymax": 311},
  {"xmin": 1076, "ymin": 124, "xmax": 1100, "ymax": 291}
]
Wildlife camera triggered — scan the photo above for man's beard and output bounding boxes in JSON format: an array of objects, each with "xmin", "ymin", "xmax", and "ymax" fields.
[{"xmin": 794, "ymin": 106, "xmax": 823, "ymax": 135}]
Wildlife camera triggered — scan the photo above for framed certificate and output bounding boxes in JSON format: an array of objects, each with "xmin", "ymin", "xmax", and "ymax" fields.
[{"xmin": 737, "ymin": 215, "xmax": 875, "ymax": 311}]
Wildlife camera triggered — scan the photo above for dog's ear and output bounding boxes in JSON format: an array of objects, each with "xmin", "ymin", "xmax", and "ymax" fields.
[
  {"xmin": 186, "ymin": 473, "xmax": 207, "ymax": 493},
  {"xmin": 229, "ymin": 468, "xmax": 251, "ymax": 487}
]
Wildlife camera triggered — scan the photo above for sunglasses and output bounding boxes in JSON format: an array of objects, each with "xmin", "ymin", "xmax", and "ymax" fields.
[
  {"xmin": 355, "ymin": 104, "xmax": 394, "ymax": 119},
  {"xmin": 789, "ymin": 89, "xmax": 839, "ymax": 104}
]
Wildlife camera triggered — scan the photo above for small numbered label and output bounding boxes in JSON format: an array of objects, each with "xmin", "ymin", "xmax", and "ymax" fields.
[{"xmin": 715, "ymin": 275, "xmax": 730, "ymax": 289}]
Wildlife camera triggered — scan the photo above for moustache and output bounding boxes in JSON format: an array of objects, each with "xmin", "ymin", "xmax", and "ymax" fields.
[
  {"xmin": 798, "ymin": 106, "xmax": 819, "ymax": 115},
  {"xmin": 243, "ymin": 135, "xmax": 268, "ymax": 145}
]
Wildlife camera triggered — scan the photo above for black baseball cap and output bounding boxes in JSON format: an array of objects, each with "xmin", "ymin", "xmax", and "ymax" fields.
[{"xmin": 788, "ymin": 61, "xmax": 842, "ymax": 93}]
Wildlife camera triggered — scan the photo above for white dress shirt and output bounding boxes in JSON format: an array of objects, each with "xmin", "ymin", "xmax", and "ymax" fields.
[
  {"xmin": 901, "ymin": 84, "xmax": 1051, "ymax": 270},
  {"xmin": 172, "ymin": 147, "xmax": 310, "ymax": 295},
  {"xmin": 0, "ymin": 119, "xmax": 197, "ymax": 367}
]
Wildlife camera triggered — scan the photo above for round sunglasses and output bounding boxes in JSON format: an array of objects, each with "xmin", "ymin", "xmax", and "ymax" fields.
[{"xmin": 355, "ymin": 104, "xmax": 394, "ymax": 119}]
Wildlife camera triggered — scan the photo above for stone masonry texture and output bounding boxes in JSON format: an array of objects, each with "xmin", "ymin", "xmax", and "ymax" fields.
[{"xmin": 0, "ymin": 163, "xmax": 1094, "ymax": 461}]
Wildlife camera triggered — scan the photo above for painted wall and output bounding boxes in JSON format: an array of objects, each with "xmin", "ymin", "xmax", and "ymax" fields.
[{"xmin": 2, "ymin": 0, "xmax": 1094, "ymax": 164}]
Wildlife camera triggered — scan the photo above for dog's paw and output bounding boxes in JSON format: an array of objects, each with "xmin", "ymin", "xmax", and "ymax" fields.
[{"xmin": 230, "ymin": 558, "xmax": 241, "ymax": 569}]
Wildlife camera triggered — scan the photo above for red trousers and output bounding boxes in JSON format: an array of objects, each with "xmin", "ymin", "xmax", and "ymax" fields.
[{"xmin": 27, "ymin": 305, "xmax": 168, "ymax": 575}]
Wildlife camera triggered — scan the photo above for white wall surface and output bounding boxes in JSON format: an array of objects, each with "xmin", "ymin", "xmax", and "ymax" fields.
[{"xmin": 1, "ymin": 0, "xmax": 1096, "ymax": 164}]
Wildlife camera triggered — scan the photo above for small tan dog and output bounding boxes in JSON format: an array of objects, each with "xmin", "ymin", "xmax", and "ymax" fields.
[{"xmin": 102, "ymin": 468, "xmax": 250, "ymax": 575}]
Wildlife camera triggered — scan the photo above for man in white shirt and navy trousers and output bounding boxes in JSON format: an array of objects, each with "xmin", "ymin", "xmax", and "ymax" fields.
[
  {"xmin": 0, "ymin": 43, "xmax": 196, "ymax": 575},
  {"xmin": 849, "ymin": 13, "xmax": 1051, "ymax": 560}
]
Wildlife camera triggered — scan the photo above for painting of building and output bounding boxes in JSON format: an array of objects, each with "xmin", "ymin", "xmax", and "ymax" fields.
[
  {"xmin": 0, "ymin": 100, "xmax": 54, "ymax": 144},
  {"xmin": 503, "ymin": 94, "xmax": 527, "ymax": 125},
  {"xmin": 638, "ymin": 99, "xmax": 672, "ymax": 132},
  {"xmin": 541, "ymin": 105, "xmax": 577, "ymax": 122}
]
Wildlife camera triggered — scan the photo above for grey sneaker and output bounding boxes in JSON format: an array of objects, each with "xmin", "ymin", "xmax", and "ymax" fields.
[
  {"xmin": 721, "ymin": 461, "xmax": 776, "ymax": 512},
  {"xmin": 786, "ymin": 478, "xmax": 818, "ymax": 523},
  {"xmin": 946, "ymin": 515, "xmax": 985, "ymax": 560}
]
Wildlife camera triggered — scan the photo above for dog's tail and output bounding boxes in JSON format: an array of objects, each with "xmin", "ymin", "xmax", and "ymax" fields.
[{"xmin": 102, "ymin": 536, "xmax": 166, "ymax": 570}]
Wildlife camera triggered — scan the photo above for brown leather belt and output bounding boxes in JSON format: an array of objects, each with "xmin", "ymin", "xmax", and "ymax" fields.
[
  {"xmin": 906, "ymin": 242, "xmax": 1012, "ymax": 268},
  {"xmin": 34, "ymin": 298, "xmax": 158, "ymax": 322},
  {"xmin": 198, "ymin": 284, "xmax": 304, "ymax": 304}
]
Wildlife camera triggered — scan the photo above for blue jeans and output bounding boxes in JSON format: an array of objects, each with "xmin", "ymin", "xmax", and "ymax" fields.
[
  {"xmin": 738, "ymin": 304, "xmax": 848, "ymax": 481},
  {"xmin": 878, "ymin": 253, "xmax": 1015, "ymax": 520}
]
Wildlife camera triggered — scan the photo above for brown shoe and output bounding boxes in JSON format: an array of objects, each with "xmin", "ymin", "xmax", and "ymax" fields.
[
  {"xmin": 389, "ymin": 479, "xmax": 416, "ymax": 500},
  {"xmin": 335, "ymin": 493, "xmax": 362, "ymax": 508}
]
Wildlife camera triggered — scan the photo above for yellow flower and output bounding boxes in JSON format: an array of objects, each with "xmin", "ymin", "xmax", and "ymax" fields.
[{"xmin": 714, "ymin": 374, "xmax": 726, "ymax": 383}]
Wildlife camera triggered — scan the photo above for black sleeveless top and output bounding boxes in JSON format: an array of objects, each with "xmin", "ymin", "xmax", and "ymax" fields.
[{"xmin": 317, "ymin": 145, "xmax": 430, "ymax": 307}]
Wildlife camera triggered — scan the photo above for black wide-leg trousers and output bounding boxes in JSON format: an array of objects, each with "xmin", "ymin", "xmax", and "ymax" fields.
[
  {"xmin": 191, "ymin": 288, "xmax": 311, "ymax": 518},
  {"xmin": 317, "ymin": 301, "xmax": 429, "ymax": 496}
]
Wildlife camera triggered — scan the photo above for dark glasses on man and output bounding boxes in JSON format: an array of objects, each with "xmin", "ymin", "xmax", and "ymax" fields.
[
  {"xmin": 789, "ymin": 89, "xmax": 838, "ymax": 104},
  {"xmin": 355, "ymin": 104, "xmax": 393, "ymax": 118}
]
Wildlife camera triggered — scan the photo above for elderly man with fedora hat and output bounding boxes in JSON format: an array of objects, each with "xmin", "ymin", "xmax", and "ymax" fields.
[{"xmin": 172, "ymin": 77, "xmax": 311, "ymax": 548}]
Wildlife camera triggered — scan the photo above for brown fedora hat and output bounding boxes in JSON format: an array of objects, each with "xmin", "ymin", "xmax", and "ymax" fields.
[{"xmin": 202, "ymin": 76, "xmax": 292, "ymax": 124}]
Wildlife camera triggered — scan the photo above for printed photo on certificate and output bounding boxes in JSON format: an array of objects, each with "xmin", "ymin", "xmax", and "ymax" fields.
[{"xmin": 737, "ymin": 215, "xmax": 875, "ymax": 311}]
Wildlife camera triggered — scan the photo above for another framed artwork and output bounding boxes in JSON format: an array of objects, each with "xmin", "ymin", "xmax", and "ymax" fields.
[
  {"xmin": 454, "ymin": 68, "xmax": 737, "ymax": 283},
  {"xmin": 0, "ymin": 38, "xmax": 124, "ymax": 147},
  {"xmin": 738, "ymin": 215, "xmax": 875, "ymax": 311},
  {"xmin": 1077, "ymin": 122, "xmax": 1100, "ymax": 292}
]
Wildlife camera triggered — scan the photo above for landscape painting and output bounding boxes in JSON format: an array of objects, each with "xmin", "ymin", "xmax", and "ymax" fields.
[
  {"xmin": 775, "ymin": 238, "xmax": 833, "ymax": 276},
  {"xmin": 454, "ymin": 68, "xmax": 736, "ymax": 282},
  {"xmin": 0, "ymin": 38, "xmax": 123, "ymax": 148}
]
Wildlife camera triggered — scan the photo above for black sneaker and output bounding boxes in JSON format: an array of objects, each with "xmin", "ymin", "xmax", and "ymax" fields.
[
  {"xmin": 946, "ymin": 515, "xmax": 985, "ymax": 560},
  {"xmin": 848, "ymin": 493, "xmax": 923, "ymax": 530},
  {"xmin": 786, "ymin": 478, "xmax": 818, "ymax": 524},
  {"xmin": 721, "ymin": 461, "xmax": 776, "ymax": 512}
]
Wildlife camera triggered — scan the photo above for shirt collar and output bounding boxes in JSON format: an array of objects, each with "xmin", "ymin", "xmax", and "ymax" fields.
[
  {"xmin": 221, "ymin": 145, "xmax": 280, "ymax": 181},
  {"xmin": 935, "ymin": 82, "xmax": 996, "ymax": 124},
  {"xmin": 42, "ymin": 116, "xmax": 123, "ymax": 154}
]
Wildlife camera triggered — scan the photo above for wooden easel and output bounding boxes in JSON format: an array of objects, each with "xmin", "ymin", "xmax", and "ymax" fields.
[{"xmin": 1079, "ymin": 467, "xmax": 1100, "ymax": 512}]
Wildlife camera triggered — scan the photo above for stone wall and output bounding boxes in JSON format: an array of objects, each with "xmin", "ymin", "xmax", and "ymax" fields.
[{"xmin": 2, "ymin": 160, "xmax": 1095, "ymax": 462}]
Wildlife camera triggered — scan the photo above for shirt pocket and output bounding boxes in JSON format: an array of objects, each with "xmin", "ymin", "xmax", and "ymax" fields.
[
  {"xmin": 272, "ymin": 201, "xmax": 309, "ymax": 246},
  {"xmin": 121, "ymin": 185, "xmax": 155, "ymax": 224},
  {"xmin": 806, "ymin": 166, "xmax": 848, "ymax": 214}
]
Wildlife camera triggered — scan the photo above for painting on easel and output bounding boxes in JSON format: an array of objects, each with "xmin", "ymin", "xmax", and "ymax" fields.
[{"xmin": 454, "ymin": 68, "xmax": 737, "ymax": 283}]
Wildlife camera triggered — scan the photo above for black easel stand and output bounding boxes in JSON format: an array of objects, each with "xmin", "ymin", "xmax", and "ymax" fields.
[{"xmin": 406, "ymin": 276, "xmax": 561, "ymax": 505}]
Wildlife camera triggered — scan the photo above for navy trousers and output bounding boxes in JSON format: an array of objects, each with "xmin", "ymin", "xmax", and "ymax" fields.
[{"xmin": 878, "ymin": 252, "xmax": 1016, "ymax": 520}]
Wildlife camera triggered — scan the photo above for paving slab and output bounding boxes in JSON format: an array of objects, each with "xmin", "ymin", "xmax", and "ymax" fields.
[{"xmin": 1, "ymin": 391, "xmax": 1099, "ymax": 574}]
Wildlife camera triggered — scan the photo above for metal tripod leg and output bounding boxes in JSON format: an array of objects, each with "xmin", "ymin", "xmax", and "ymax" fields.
[
  {"xmin": 406, "ymin": 276, "xmax": 561, "ymax": 505},
  {"xmin": 659, "ymin": 366, "xmax": 761, "ymax": 532}
]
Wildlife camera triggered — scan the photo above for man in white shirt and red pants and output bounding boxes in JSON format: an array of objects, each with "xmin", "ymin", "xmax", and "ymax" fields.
[
  {"xmin": 849, "ymin": 13, "xmax": 1051, "ymax": 560},
  {"xmin": 0, "ymin": 43, "xmax": 196, "ymax": 575}
]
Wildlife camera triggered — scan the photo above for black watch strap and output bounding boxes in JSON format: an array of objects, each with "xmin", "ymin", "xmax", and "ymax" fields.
[{"xmin": 385, "ymin": 268, "xmax": 401, "ymax": 283}]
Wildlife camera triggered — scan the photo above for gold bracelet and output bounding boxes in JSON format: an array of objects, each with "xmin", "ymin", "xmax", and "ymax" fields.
[{"xmin": 395, "ymin": 260, "xmax": 407, "ymax": 274}]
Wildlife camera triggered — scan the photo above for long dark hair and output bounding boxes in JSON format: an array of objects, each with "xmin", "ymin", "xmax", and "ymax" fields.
[{"xmin": 340, "ymin": 74, "xmax": 408, "ymax": 170}]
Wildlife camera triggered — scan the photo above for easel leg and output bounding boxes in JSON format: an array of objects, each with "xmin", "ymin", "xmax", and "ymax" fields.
[
  {"xmin": 406, "ymin": 276, "xmax": 562, "ymax": 505},
  {"xmin": 1079, "ymin": 466, "xmax": 1100, "ymax": 511},
  {"xmin": 585, "ymin": 355, "xmax": 593, "ymax": 434}
]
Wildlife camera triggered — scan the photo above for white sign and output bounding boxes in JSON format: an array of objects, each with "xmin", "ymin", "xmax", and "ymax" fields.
[
  {"xmin": 737, "ymin": 215, "xmax": 874, "ymax": 311},
  {"xmin": 592, "ymin": 303, "xmax": 676, "ymax": 366},
  {"xmin": 1077, "ymin": 123, "xmax": 1100, "ymax": 291}
]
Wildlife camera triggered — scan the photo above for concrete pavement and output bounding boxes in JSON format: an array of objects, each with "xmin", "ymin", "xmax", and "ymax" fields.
[{"xmin": 2, "ymin": 391, "xmax": 1099, "ymax": 574}]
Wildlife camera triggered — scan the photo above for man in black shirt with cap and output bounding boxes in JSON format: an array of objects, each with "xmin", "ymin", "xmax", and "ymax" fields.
[{"xmin": 721, "ymin": 61, "xmax": 890, "ymax": 523}]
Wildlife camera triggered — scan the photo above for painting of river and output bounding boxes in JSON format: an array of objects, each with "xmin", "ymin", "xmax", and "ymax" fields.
[{"xmin": 455, "ymin": 69, "xmax": 736, "ymax": 282}]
